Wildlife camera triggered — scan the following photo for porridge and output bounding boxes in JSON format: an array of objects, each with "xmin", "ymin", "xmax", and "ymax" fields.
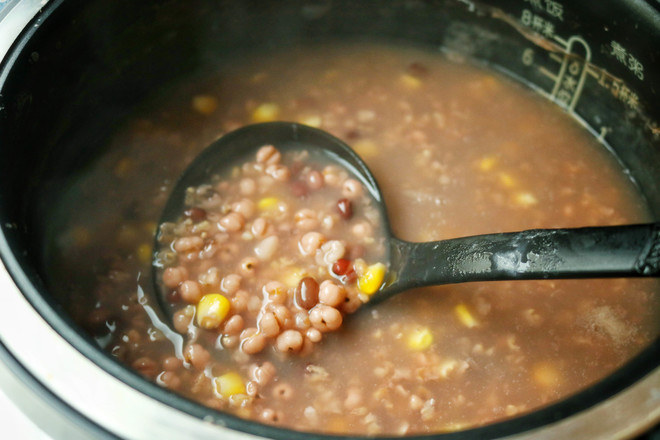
[{"xmin": 45, "ymin": 43, "xmax": 659, "ymax": 435}]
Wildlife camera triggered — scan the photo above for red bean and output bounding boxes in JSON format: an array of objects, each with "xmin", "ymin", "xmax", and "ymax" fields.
[
  {"xmin": 336, "ymin": 198, "xmax": 353, "ymax": 220},
  {"xmin": 295, "ymin": 277, "xmax": 319, "ymax": 309},
  {"xmin": 290, "ymin": 181, "xmax": 308, "ymax": 198},
  {"xmin": 407, "ymin": 61, "xmax": 429, "ymax": 78},
  {"xmin": 345, "ymin": 129, "xmax": 361, "ymax": 140},
  {"xmin": 331, "ymin": 258, "xmax": 357, "ymax": 284},
  {"xmin": 166, "ymin": 290, "xmax": 181, "ymax": 304},
  {"xmin": 132, "ymin": 357, "xmax": 158, "ymax": 377},
  {"xmin": 332, "ymin": 258, "xmax": 351, "ymax": 276},
  {"xmin": 184, "ymin": 207, "xmax": 207, "ymax": 222}
]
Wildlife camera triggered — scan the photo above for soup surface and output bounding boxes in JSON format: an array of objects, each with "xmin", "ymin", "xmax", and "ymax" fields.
[{"xmin": 46, "ymin": 43, "xmax": 660, "ymax": 435}]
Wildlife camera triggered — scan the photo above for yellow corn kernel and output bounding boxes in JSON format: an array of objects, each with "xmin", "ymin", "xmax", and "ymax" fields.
[
  {"xmin": 437, "ymin": 422, "xmax": 469, "ymax": 433},
  {"xmin": 407, "ymin": 327, "xmax": 434, "ymax": 351},
  {"xmin": 478, "ymin": 156, "xmax": 496, "ymax": 172},
  {"xmin": 498, "ymin": 172, "xmax": 516, "ymax": 188},
  {"xmin": 196, "ymin": 294, "xmax": 231, "ymax": 329},
  {"xmin": 117, "ymin": 225, "xmax": 139, "ymax": 247},
  {"xmin": 357, "ymin": 262, "xmax": 386, "ymax": 295},
  {"xmin": 213, "ymin": 372, "xmax": 246, "ymax": 399},
  {"xmin": 251, "ymin": 102, "xmax": 280, "ymax": 123},
  {"xmin": 298, "ymin": 115, "xmax": 322, "ymax": 128},
  {"xmin": 482, "ymin": 75, "xmax": 499, "ymax": 90},
  {"xmin": 143, "ymin": 221, "xmax": 157, "ymax": 235},
  {"xmin": 250, "ymin": 72, "xmax": 268, "ymax": 84},
  {"xmin": 533, "ymin": 362, "xmax": 561, "ymax": 388},
  {"xmin": 353, "ymin": 139, "xmax": 378, "ymax": 159},
  {"xmin": 433, "ymin": 359, "xmax": 458, "ymax": 378},
  {"xmin": 137, "ymin": 243, "xmax": 152, "ymax": 266},
  {"xmin": 257, "ymin": 197, "xmax": 279, "ymax": 211},
  {"xmin": 326, "ymin": 416, "xmax": 348, "ymax": 433},
  {"xmin": 400, "ymin": 73, "xmax": 422, "ymax": 90},
  {"xmin": 455, "ymin": 303, "xmax": 478, "ymax": 328},
  {"xmin": 191, "ymin": 95, "xmax": 218, "ymax": 115},
  {"xmin": 514, "ymin": 192, "xmax": 538, "ymax": 207},
  {"xmin": 71, "ymin": 226, "xmax": 91, "ymax": 248},
  {"xmin": 468, "ymin": 76, "xmax": 500, "ymax": 98},
  {"xmin": 323, "ymin": 70, "xmax": 338, "ymax": 81},
  {"xmin": 114, "ymin": 157, "xmax": 133, "ymax": 177}
]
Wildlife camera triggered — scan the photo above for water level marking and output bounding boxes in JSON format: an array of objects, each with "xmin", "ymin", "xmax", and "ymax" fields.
[
  {"xmin": 597, "ymin": 126, "xmax": 612, "ymax": 143},
  {"xmin": 548, "ymin": 36, "xmax": 591, "ymax": 113},
  {"xmin": 549, "ymin": 53, "xmax": 563, "ymax": 63},
  {"xmin": 538, "ymin": 66, "xmax": 558, "ymax": 81}
]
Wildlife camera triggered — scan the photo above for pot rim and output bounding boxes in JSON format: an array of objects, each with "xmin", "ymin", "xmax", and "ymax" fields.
[{"xmin": 0, "ymin": 1, "xmax": 659, "ymax": 439}]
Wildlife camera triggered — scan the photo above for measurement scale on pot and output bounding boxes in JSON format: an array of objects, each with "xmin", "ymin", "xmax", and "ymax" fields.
[
  {"xmin": 524, "ymin": 34, "xmax": 590, "ymax": 113},
  {"xmin": 511, "ymin": 2, "xmax": 654, "ymax": 142}
]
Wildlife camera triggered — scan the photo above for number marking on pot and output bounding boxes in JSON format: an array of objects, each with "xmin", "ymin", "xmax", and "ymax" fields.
[{"xmin": 536, "ymin": 35, "xmax": 591, "ymax": 113}]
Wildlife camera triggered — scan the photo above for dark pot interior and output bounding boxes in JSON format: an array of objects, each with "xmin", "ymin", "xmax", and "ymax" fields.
[{"xmin": 0, "ymin": 0, "xmax": 659, "ymax": 438}]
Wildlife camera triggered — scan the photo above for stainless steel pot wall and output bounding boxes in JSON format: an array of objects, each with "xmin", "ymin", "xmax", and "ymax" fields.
[{"xmin": 0, "ymin": 0, "xmax": 659, "ymax": 439}]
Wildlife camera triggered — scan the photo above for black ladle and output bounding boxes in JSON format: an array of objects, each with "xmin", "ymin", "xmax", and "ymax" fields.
[{"xmin": 155, "ymin": 122, "xmax": 660, "ymax": 311}]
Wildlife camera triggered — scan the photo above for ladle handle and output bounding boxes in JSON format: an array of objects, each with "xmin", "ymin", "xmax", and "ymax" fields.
[{"xmin": 387, "ymin": 223, "xmax": 660, "ymax": 295}]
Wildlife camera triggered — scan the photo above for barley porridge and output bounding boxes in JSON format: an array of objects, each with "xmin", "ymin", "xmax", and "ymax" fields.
[{"xmin": 45, "ymin": 43, "xmax": 660, "ymax": 435}]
